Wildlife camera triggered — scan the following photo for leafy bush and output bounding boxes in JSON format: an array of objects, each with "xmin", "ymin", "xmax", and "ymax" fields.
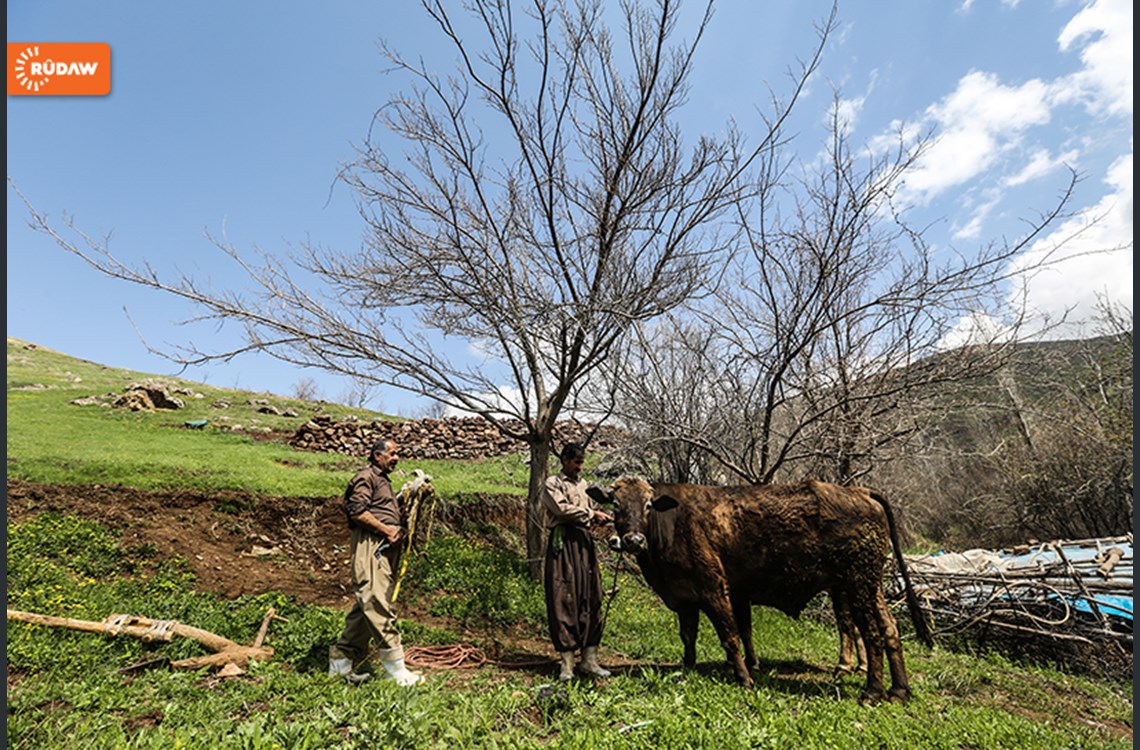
[{"xmin": 404, "ymin": 534, "xmax": 545, "ymax": 627}]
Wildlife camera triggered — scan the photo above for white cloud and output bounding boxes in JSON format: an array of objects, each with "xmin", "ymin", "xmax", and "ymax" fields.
[
  {"xmin": 881, "ymin": 1, "xmax": 1131, "ymax": 336},
  {"xmin": 889, "ymin": 1, "xmax": 1131, "ymax": 211},
  {"xmin": 951, "ymin": 198, "xmax": 996, "ymax": 240},
  {"xmin": 1055, "ymin": 0, "xmax": 1133, "ymax": 117},
  {"xmin": 1006, "ymin": 151, "xmax": 1133, "ymax": 333},
  {"xmin": 903, "ymin": 72, "xmax": 1053, "ymax": 201},
  {"xmin": 941, "ymin": 152, "xmax": 1132, "ymax": 345},
  {"xmin": 955, "ymin": 0, "xmax": 1019, "ymax": 14},
  {"xmin": 834, "ymin": 95, "xmax": 865, "ymax": 132},
  {"xmin": 1003, "ymin": 147, "xmax": 1080, "ymax": 188},
  {"xmin": 937, "ymin": 311, "xmax": 1013, "ymax": 350},
  {"xmin": 950, "ymin": 148, "xmax": 1079, "ymax": 240}
]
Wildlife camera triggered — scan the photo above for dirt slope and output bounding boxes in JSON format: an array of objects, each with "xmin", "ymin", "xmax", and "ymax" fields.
[{"xmin": 8, "ymin": 478, "xmax": 397, "ymax": 608}]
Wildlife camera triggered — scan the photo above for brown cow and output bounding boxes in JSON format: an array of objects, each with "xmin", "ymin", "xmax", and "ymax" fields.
[{"xmin": 587, "ymin": 477, "xmax": 932, "ymax": 703}]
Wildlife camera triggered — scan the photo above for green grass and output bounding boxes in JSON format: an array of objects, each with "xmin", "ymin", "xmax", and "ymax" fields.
[
  {"xmin": 6, "ymin": 337, "xmax": 1134, "ymax": 749},
  {"xmin": 8, "ymin": 512, "xmax": 1132, "ymax": 749},
  {"xmin": 6, "ymin": 337, "xmax": 528, "ymax": 498}
]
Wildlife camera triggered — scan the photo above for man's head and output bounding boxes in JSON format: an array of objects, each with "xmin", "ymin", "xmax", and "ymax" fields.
[
  {"xmin": 370, "ymin": 439, "xmax": 399, "ymax": 473},
  {"xmin": 559, "ymin": 442, "xmax": 586, "ymax": 480}
]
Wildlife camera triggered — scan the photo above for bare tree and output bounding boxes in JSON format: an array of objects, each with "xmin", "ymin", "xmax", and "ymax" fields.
[
  {"xmin": 13, "ymin": 0, "xmax": 835, "ymax": 578},
  {"xmin": 417, "ymin": 399, "xmax": 449, "ymax": 420},
  {"xmin": 608, "ymin": 316, "xmax": 724, "ymax": 483},
  {"xmin": 981, "ymin": 302, "xmax": 1133, "ymax": 543},
  {"xmin": 290, "ymin": 377, "xmax": 321, "ymax": 402},
  {"xmin": 614, "ymin": 89, "xmax": 1116, "ymax": 491},
  {"xmin": 337, "ymin": 377, "xmax": 379, "ymax": 411}
]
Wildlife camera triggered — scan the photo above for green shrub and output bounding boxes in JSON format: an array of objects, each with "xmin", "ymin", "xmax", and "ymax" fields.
[{"xmin": 404, "ymin": 534, "xmax": 545, "ymax": 627}]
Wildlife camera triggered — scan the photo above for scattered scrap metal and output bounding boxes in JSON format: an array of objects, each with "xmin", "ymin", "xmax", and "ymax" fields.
[{"xmin": 888, "ymin": 535, "xmax": 1133, "ymax": 659}]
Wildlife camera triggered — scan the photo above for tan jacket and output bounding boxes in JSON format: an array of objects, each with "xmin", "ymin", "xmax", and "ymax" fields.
[{"xmin": 542, "ymin": 472, "xmax": 592, "ymax": 530}]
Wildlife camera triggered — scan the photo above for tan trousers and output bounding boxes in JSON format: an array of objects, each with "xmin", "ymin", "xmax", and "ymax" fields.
[{"xmin": 330, "ymin": 527, "xmax": 403, "ymax": 663}]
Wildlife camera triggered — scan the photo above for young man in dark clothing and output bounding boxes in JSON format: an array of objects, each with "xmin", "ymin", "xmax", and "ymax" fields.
[{"xmin": 542, "ymin": 442, "xmax": 614, "ymax": 680}]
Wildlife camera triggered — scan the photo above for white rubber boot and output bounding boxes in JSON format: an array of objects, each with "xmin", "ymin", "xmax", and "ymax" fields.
[
  {"xmin": 328, "ymin": 648, "xmax": 370, "ymax": 684},
  {"xmin": 579, "ymin": 646, "xmax": 611, "ymax": 677},
  {"xmin": 558, "ymin": 651, "xmax": 577, "ymax": 681},
  {"xmin": 378, "ymin": 648, "xmax": 424, "ymax": 687}
]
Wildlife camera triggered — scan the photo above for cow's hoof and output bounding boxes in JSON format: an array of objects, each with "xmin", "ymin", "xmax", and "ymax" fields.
[
  {"xmin": 887, "ymin": 687, "xmax": 911, "ymax": 703},
  {"xmin": 857, "ymin": 688, "xmax": 886, "ymax": 705},
  {"xmin": 732, "ymin": 664, "xmax": 754, "ymax": 688}
]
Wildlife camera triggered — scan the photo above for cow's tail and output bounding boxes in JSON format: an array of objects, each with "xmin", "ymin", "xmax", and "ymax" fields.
[{"xmin": 871, "ymin": 490, "xmax": 934, "ymax": 648}]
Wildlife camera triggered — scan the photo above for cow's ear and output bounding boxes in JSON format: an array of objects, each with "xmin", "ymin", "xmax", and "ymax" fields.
[
  {"xmin": 650, "ymin": 493, "xmax": 679, "ymax": 511},
  {"xmin": 586, "ymin": 484, "xmax": 611, "ymax": 505}
]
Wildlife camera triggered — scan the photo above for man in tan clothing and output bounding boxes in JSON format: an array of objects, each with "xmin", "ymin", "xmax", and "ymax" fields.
[{"xmin": 328, "ymin": 439, "xmax": 423, "ymax": 686}]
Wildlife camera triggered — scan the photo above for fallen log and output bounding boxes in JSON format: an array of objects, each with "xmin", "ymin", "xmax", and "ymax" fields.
[{"xmin": 7, "ymin": 608, "xmax": 277, "ymax": 671}]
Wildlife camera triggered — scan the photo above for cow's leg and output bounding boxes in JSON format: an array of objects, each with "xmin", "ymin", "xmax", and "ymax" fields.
[
  {"xmin": 874, "ymin": 588, "xmax": 911, "ymax": 703},
  {"xmin": 678, "ymin": 606, "xmax": 699, "ymax": 670},
  {"xmin": 832, "ymin": 590, "xmax": 866, "ymax": 676},
  {"xmin": 847, "ymin": 587, "xmax": 888, "ymax": 705},
  {"xmin": 731, "ymin": 592, "xmax": 758, "ymax": 671},
  {"xmin": 700, "ymin": 586, "xmax": 751, "ymax": 688}
]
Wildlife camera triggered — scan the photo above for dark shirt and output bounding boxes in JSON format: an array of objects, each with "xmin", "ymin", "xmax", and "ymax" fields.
[{"xmin": 343, "ymin": 464, "xmax": 402, "ymax": 530}]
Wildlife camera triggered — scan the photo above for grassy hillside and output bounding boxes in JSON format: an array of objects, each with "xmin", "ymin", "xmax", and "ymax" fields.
[
  {"xmin": 5, "ymin": 337, "xmax": 1133, "ymax": 749},
  {"xmin": 5, "ymin": 336, "xmax": 527, "ymax": 499}
]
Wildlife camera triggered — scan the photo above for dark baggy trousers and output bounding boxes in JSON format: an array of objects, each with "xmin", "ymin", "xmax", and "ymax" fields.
[{"xmin": 544, "ymin": 524, "xmax": 604, "ymax": 653}]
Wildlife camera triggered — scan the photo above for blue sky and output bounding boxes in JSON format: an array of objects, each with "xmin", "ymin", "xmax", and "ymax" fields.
[{"xmin": 7, "ymin": 1, "xmax": 1132, "ymax": 416}]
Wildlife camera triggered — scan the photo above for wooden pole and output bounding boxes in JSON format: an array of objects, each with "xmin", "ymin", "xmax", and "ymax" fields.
[{"xmin": 7, "ymin": 609, "xmax": 275, "ymax": 670}]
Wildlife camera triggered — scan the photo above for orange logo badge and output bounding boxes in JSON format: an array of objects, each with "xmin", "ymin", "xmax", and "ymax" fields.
[{"xmin": 8, "ymin": 43, "xmax": 111, "ymax": 96}]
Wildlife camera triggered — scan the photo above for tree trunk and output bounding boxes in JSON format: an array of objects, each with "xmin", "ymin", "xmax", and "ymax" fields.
[{"xmin": 525, "ymin": 439, "xmax": 553, "ymax": 581}]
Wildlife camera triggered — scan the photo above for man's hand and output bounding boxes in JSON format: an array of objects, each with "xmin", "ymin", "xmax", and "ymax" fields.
[{"xmin": 352, "ymin": 510, "xmax": 405, "ymax": 543}]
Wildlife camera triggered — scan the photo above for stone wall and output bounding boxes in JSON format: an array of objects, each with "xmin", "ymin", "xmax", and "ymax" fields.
[{"xmin": 289, "ymin": 414, "xmax": 628, "ymax": 460}]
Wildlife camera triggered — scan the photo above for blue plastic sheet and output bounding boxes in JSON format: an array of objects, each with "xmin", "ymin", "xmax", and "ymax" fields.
[{"xmin": 997, "ymin": 541, "xmax": 1134, "ymax": 624}]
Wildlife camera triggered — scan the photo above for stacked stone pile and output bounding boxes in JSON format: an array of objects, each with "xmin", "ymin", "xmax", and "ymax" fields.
[{"xmin": 288, "ymin": 415, "xmax": 629, "ymax": 460}]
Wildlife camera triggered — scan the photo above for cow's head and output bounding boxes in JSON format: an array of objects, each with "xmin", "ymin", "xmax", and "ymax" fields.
[{"xmin": 587, "ymin": 476, "xmax": 678, "ymax": 554}]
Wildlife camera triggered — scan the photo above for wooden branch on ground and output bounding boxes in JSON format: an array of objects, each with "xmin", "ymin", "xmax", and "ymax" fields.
[{"xmin": 7, "ymin": 608, "xmax": 277, "ymax": 671}]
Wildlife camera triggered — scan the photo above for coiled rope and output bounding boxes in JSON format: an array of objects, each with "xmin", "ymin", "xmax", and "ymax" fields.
[
  {"xmin": 403, "ymin": 643, "xmax": 560, "ymax": 670},
  {"xmin": 404, "ymin": 643, "xmax": 490, "ymax": 669}
]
